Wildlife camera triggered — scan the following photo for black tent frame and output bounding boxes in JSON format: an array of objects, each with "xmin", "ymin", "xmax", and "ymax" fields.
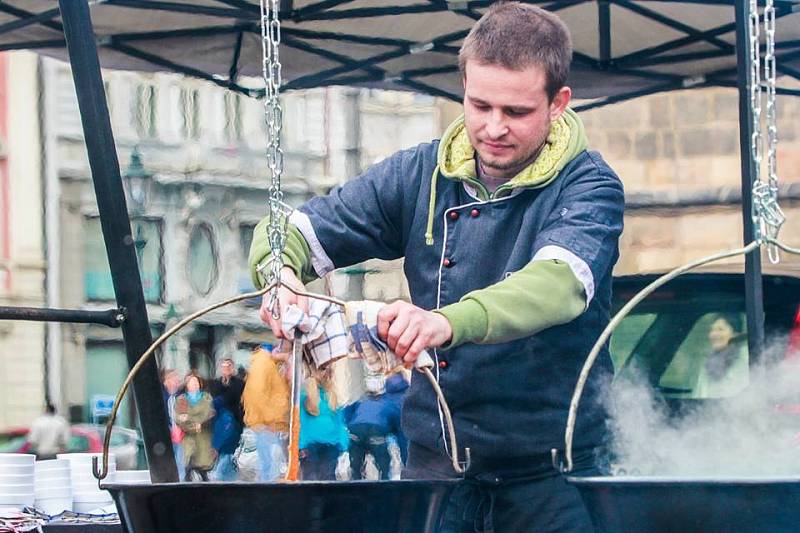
[{"xmin": 0, "ymin": 0, "xmax": 795, "ymax": 482}]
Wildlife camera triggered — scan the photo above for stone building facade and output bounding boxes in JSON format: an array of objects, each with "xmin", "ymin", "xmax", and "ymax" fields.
[{"xmin": 0, "ymin": 52, "xmax": 47, "ymax": 429}]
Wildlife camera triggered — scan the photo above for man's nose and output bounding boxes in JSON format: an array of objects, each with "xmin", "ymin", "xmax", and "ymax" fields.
[{"xmin": 485, "ymin": 110, "xmax": 508, "ymax": 139}]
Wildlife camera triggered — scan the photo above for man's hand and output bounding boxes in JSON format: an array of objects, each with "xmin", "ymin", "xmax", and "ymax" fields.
[
  {"xmin": 258, "ymin": 266, "xmax": 308, "ymax": 339},
  {"xmin": 377, "ymin": 301, "xmax": 453, "ymax": 366}
]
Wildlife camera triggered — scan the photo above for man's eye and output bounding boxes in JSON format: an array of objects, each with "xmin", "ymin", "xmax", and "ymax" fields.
[
  {"xmin": 507, "ymin": 109, "xmax": 530, "ymax": 116},
  {"xmin": 473, "ymin": 103, "xmax": 490, "ymax": 111}
]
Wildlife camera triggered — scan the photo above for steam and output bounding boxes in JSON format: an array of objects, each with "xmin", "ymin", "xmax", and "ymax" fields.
[{"xmin": 606, "ymin": 344, "xmax": 800, "ymax": 477}]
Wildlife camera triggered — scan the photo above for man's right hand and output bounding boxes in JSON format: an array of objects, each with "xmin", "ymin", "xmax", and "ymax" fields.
[{"xmin": 258, "ymin": 266, "xmax": 309, "ymax": 339}]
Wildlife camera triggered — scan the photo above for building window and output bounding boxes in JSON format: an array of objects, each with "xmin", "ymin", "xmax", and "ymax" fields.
[
  {"xmin": 238, "ymin": 224, "xmax": 261, "ymax": 305},
  {"xmin": 134, "ymin": 83, "xmax": 158, "ymax": 139},
  {"xmin": 188, "ymin": 223, "xmax": 219, "ymax": 296},
  {"xmin": 181, "ymin": 88, "xmax": 201, "ymax": 140},
  {"xmin": 224, "ymin": 92, "xmax": 242, "ymax": 142},
  {"xmin": 84, "ymin": 217, "xmax": 163, "ymax": 303}
]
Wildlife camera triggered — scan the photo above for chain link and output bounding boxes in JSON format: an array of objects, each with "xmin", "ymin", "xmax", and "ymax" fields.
[
  {"xmin": 260, "ymin": 0, "xmax": 288, "ymax": 317},
  {"xmin": 749, "ymin": 0, "xmax": 784, "ymax": 263}
]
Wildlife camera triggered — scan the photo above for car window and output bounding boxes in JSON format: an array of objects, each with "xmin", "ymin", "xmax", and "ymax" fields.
[
  {"xmin": 0, "ymin": 436, "xmax": 27, "ymax": 453},
  {"xmin": 67, "ymin": 435, "xmax": 90, "ymax": 452},
  {"xmin": 610, "ymin": 294, "xmax": 749, "ymax": 399},
  {"xmin": 109, "ymin": 432, "xmax": 129, "ymax": 446}
]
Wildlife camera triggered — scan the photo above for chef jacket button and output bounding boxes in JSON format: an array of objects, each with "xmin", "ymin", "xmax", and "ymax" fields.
[
  {"xmin": 449, "ymin": 211, "xmax": 459, "ymax": 221},
  {"xmin": 438, "ymin": 360, "xmax": 448, "ymax": 369},
  {"xmin": 443, "ymin": 258, "xmax": 453, "ymax": 268},
  {"xmin": 470, "ymin": 208, "xmax": 480, "ymax": 218}
]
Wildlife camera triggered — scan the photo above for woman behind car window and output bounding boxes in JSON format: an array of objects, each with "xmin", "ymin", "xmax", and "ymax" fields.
[{"xmin": 695, "ymin": 313, "xmax": 749, "ymax": 398}]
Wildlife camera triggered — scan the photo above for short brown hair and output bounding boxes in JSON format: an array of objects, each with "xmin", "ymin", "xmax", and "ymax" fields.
[{"xmin": 458, "ymin": 1, "xmax": 573, "ymax": 101}]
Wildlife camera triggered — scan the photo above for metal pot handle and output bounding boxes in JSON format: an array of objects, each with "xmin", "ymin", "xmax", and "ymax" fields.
[
  {"xmin": 555, "ymin": 240, "xmax": 764, "ymax": 473},
  {"xmin": 93, "ymin": 283, "xmax": 470, "ymax": 483}
]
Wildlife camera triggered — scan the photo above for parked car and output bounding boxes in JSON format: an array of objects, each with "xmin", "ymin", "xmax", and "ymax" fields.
[
  {"xmin": 609, "ymin": 267, "xmax": 800, "ymax": 403},
  {"xmin": 0, "ymin": 423, "xmax": 142, "ymax": 469}
]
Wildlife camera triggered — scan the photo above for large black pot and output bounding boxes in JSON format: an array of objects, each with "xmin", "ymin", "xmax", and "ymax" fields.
[
  {"xmin": 106, "ymin": 479, "xmax": 460, "ymax": 533},
  {"xmin": 568, "ymin": 475, "xmax": 800, "ymax": 533}
]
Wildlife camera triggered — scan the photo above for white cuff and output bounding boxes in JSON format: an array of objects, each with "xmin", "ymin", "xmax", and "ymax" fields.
[
  {"xmin": 532, "ymin": 245, "xmax": 595, "ymax": 305},
  {"xmin": 289, "ymin": 210, "xmax": 335, "ymax": 278}
]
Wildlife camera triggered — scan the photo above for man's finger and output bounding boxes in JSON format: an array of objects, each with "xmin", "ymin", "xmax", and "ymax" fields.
[
  {"xmin": 386, "ymin": 311, "xmax": 411, "ymax": 352},
  {"xmin": 394, "ymin": 322, "xmax": 420, "ymax": 358},
  {"xmin": 377, "ymin": 303, "xmax": 401, "ymax": 341},
  {"xmin": 404, "ymin": 336, "xmax": 429, "ymax": 366}
]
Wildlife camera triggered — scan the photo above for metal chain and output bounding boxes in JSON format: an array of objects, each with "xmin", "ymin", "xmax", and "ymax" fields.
[
  {"xmin": 749, "ymin": 0, "xmax": 784, "ymax": 263},
  {"xmin": 260, "ymin": 0, "xmax": 288, "ymax": 317},
  {"xmin": 763, "ymin": 0, "xmax": 784, "ymax": 263}
]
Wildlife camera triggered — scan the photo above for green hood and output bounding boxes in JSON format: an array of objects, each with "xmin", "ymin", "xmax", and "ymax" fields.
[{"xmin": 423, "ymin": 107, "xmax": 588, "ymax": 245}]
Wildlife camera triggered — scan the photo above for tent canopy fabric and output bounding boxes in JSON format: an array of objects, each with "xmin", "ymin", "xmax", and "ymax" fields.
[{"xmin": 0, "ymin": 0, "xmax": 798, "ymax": 108}]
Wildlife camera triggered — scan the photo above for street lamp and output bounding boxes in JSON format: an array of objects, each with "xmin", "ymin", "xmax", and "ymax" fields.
[{"xmin": 122, "ymin": 147, "xmax": 152, "ymax": 216}]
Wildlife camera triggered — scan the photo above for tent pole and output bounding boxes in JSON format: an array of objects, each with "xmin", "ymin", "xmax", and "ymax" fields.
[
  {"xmin": 734, "ymin": 0, "xmax": 766, "ymax": 362},
  {"xmin": 58, "ymin": 0, "xmax": 178, "ymax": 482}
]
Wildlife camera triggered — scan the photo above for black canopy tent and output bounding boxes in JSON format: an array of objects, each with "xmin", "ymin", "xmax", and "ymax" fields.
[{"xmin": 0, "ymin": 0, "xmax": 797, "ymax": 484}]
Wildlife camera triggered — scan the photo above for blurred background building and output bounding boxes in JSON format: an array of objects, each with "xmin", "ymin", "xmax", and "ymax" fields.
[{"xmin": 0, "ymin": 48, "xmax": 798, "ymax": 430}]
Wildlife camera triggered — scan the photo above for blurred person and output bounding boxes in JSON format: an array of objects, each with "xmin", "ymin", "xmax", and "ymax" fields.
[
  {"xmin": 344, "ymin": 372, "xmax": 408, "ymax": 480},
  {"xmin": 28, "ymin": 403, "xmax": 70, "ymax": 459},
  {"xmin": 209, "ymin": 358, "xmax": 245, "ymax": 481},
  {"xmin": 175, "ymin": 373, "xmax": 216, "ymax": 481},
  {"xmin": 299, "ymin": 367, "xmax": 349, "ymax": 481},
  {"xmin": 242, "ymin": 344, "xmax": 290, "ymax": 481},
  {"xmin": 162, "ymin": 368, "xmax": 185, "ymax": 470}
]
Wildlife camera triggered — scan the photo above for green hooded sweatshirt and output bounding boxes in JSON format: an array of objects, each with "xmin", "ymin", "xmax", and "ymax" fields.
[{"xmin": 249, "ymin": 108, "xmax": 590, "ymax": 348}]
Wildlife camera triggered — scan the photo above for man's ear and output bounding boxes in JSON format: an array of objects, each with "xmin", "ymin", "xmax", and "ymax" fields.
[{"xmin": 549, "ymin": 85, "xmax": 572, "ymax": 122}]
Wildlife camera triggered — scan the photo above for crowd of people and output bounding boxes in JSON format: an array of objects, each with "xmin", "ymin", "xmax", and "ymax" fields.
[{"xmin": 160, "ymin": 344, "xmax": 409, "ymax": 482}]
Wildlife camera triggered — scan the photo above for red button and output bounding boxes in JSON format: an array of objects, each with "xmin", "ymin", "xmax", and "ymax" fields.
[
  {"xmin": 470, "ymin": 208, "xmax": 480, "ymax": 218},
  {"xmin": 443, "ymin": 258, "xmax": 453, "ymax": 267},
  {"xmin": 438, "ymin": 360, "xmax": 448, "ymax": 369},
  {"xmin": 449, "ymin": 211, "xmax": 459, "ymax": 221}
]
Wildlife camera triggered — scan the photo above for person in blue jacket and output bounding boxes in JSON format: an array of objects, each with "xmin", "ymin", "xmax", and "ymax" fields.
[
  {"xmin": 250, "ymin": 3, "xmax": 624, "ymax": 530},
  {"xmin": 299, "ymin": 369, "xmax": 349, "ymax": 481},
  {"xmin": 344, "ymin": 372, "xmax": 409, "ymax": 480}
]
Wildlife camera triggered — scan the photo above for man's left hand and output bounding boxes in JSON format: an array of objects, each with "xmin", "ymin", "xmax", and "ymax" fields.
[{"xmin": 377, "ymin": 301, "xmax": 452, "ymax": 366}]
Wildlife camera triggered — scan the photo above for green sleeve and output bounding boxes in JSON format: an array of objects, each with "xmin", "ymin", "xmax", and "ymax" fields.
[
  {"xmin": 248, "ymin": 215, "xmax": 316, "ymax": 288},
  {"xmin": 435, "ymin": 259, "xmax": 586, "ymax": 348}
]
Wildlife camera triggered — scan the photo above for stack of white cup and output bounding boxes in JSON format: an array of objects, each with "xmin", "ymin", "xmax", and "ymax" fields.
[
  {"xmin": 34, "ymin": 459, "xmax": 72, "ymax": 515},
  {"xmin": 57, "ymin": 453, "xmax": 116, "ymax": 513},
  {"xmin": 113, "ymin": 470, "xmax": 152, "ymax": 484},
  {"xmin": 0, "ymin": 453, "xmax": 35, "ymax": 510}
]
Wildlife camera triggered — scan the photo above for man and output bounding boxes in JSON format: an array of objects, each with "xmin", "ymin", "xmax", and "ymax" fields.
[
  {"xmin": 249, "ymin": 2, "xmax": 623, "ymax": 530},
  {"xmin": 28, "ymin": 404, "xmax": 70, "ymax": 460},
  {"xmin": 209, "ymin": 357, "xmax": 245, "ymax": 481}
]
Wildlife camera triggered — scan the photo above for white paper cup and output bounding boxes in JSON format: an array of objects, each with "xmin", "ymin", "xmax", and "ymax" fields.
[
  {"xmin": 35, "ymin": 486, "xmax": 71, "ymax": 497},
  {"xmin": 35, "ymin": 495, "xmax": 73, "ymax": 515},
  {"xmin": 72, "ymin": 500, "xmax": 114, "ymax": 514},
  {"xmin": 58, "ymin": 453, "xmax": 116, "ymax": 463},
  {"xmin": 73, "ymin": 491, "xmax": 113, "ymax": 503},
  {"xmin": 0, "ymin": 472, "xmax": 34, "ymax": 483},
  {"xmin": 36, "ymin": 467, "xmax": 70, "ymax": 478},
  {"xmin": 0, "ymin": 464, "xmax": 34, "ymax": 476},
  {"xmin": 0, "ymin": 454, "xmax": 35, "ymax": 465},
  {"xmin": 113, "ymin": 470, "xmax": 151, "ymax": 484},
  {"xmin": 35, "ymin": 459, "xmax": 70, "ymax": 471},
  {"xmin": 35, "ymin": 475, "xmax": 71, "ymax": 487},
  {"xmin": 0, "ymin": 483, "xmax": 34, "ymax": 493},
  {"xmin": 0, "ymin": 493, "xmax": 35, "ymax": 507}
]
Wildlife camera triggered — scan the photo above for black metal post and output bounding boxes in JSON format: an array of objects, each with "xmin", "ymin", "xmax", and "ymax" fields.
[
  {"xmin": 735, "ymin": 0, "xmax": 766, "ymax": 362},
  {"xmin": 58, "ymin": 0, "xmax": 177, "ymax": 482},
  {"xmin": 0, "ymin": 306, "xmax": 124, "ymax": 327}
]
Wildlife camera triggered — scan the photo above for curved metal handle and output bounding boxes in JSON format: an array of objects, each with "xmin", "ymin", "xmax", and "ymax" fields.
[
  {"xmin": 556, "ymin": 240, "xmax": 761, "ymax": 473},
  {"xmin": 94, "ymin": 284, "xmax": 470, "ymax": 481}
]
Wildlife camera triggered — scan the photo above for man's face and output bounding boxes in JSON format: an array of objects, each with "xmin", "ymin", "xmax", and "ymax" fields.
[
  {"xmin": 220, "ymin": 360, "xmax": 234, "ymax": 379},
  {"xmin": 463, "ymin": 61, "xmax": 571, "ymax": 179}
]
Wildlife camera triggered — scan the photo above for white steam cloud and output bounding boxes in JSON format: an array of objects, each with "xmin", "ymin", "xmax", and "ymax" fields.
[{"xmin": 606, "ymin": 348, "xmax": 800, "ymax": 477}]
